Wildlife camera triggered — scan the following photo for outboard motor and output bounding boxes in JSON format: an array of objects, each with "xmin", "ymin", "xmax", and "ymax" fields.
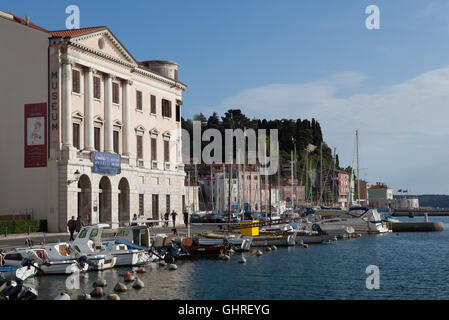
[
  {"xmin": 0, "ymin": 280, "xmax": 20, "ymax": 298},
  {"xmin": 16, "ymin": 286, "xmax": 38, "ymax": 301},
  {"xmin": 77, "ymin": 255, "xmax": 97, "ymax": 269}
]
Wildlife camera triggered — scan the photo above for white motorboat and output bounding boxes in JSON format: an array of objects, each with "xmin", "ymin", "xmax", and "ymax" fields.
[
  {"xmin": 261, "ymin": 222, "xmax": 336, "ymax": 244},
  {"xmin": 318, "ymin": 206, "xmax": 390, "ymax": 234},
  {"xmin": 197, "ymin": 234, "xmax": 253, "ymax": 251},
  {"xmin": 0, "ymin": 265, "xmax": 37, "ymax": 282},
  {"xmin": 2, "ymin": 249, "xmax": 88, "ymax": 275},
  {"xmin": 251, "ymin": 233, "xmax": 296, "ymax": 247}
]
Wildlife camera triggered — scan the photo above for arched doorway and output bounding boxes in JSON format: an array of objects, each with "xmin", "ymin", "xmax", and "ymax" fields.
[
  {"xmin": 118, "ymin": 178, "xmax": 130, "ymax": 225},
  {"xmin": 78, "ymin": 175, "xmax": 92, "ymax": 225},
  {"xmin": 99, "ymin": 176, "xmax": 112, "ymax": 225}
]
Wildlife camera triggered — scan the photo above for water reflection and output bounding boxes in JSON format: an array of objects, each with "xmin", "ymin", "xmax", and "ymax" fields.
[{"xmin": 24, "ymin": 217, "xmax": 449, "ymax": 300}]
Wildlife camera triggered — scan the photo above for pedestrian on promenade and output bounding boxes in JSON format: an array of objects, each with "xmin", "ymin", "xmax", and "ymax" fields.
[
  {"xmin": 67, "ymin": 216, "xmax": 76, "ymax": 241},
  {"xmin": 75, "ymin": 216, "xmax": 84, "ymax": 235},
  {"xmin": 164, "ymin": 212, "xmax": 169, "ymax": 227},
  {"xmin": 171, "ymin": 210, "xmax": 177, "ymax": 228},
  {"xmin": 183, "ymin": 211, "xmax": 189, "ymax": 227},
  {"xmin": 131, "ymin": 214, "xmax": 138, "ymax": 226}
]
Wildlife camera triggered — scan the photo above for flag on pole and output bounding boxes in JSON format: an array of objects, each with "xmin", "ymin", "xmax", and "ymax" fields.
[
  {"xmin": 403, "ymin": 190, "xmax": 408, "ymax": 193},
  {"xmin": 398, "ymin": 189, "xmax": 402, "ymax": 193}
]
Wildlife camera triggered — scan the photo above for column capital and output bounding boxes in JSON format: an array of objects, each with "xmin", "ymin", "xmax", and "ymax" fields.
[
  {"xmin": 61, "ymin": 55, "xmax": 75, "ymax": 66},
  {"xmin": 124, "ymin": 79, "xmax": 133, "ymax": 86}
]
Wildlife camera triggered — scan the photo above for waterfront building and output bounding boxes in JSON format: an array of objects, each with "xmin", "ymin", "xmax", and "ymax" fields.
[
  {"xmin": 322, "ymin": 169, "xmax": 351, "ymax": 208},
  {"xmin": 368, "ymin": 183, "xmax": 393, "ymax": 207},
  {"xmin": 0, "ymin": 11, "xmax": 187, "ymax": 231}
]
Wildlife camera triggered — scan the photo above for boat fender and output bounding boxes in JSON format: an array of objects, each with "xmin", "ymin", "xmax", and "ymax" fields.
[
  {"xmin": 256, "ymin": 250, "xmax": 263, "ymax": 256},
  {"xmin": 123, "ymin": 272, "xmax": 135, "ymax": 283},
  {"xmin": 271, "ymin": 245, "xmax": 277, "ymax": 251},
  {"xmin": 54, "ymin": 292, "xmax": 71, "ymax": 300},
  {"xmin": 303, "ymin": 244, "xmax": 309, "ymax": 249},
  {"xmin": 265, "ymin": 246, "xmax": 272, "ymax": 252},
  {"xmin": 77, "ymin": 293, "xmax": 92, "ymax": 300},
  {"xmin": 114, "ymin": 282, "xmax": 128, "ymax": 293},
  {"xmin": 93, "ymin": 279, "xmax": 107, "ymax": 287},
  {"xmin": 107, "ymin": 293, "xmax": 120, "ymax": 300},
  {"xmin": 159, "ymin": 261, "xmax": 167, "ymax": 267},
  {"xmin": 135, "ymin": 267, "xmax": 146, "ymax": 274},
  {"xmin": 168, "ymin": 264, "xmax": 178, "ymax": 270},
  {"xmin": 90, "ymin": 287, "xmax": 104, "ymax": 298},
  {"xmin": 132, "ymin": 278, "xmax": 145, "ymax": 289}
]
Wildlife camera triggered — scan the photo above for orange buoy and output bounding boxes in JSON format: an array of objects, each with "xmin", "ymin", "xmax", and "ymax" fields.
[
  {"xmin": 135, "ymin": 268, "xmax": 146, "ymax": 274},
  {"xmin": 303, "ymin": 244, "xmax": 309, "ymax": 249}
]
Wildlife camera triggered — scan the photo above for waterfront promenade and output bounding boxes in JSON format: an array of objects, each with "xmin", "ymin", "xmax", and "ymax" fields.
[{"xmin": 0, "ymin": 224, "xmax": 216, "ymax": 251}]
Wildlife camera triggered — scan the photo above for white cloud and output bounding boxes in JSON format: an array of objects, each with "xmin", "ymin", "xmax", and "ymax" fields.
[{"xmin": 195, "ymin": 69, "xmax": 449, "ymax": 194}]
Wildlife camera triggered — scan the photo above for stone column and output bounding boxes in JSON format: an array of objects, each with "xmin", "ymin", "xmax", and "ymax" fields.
[
  {"xmin": 104, "ymin": 74, "xmax": 113, "ymax": 153},
  {"xmin": 84, "ymin": 67, "xmax": 94, "ymax": 151},
  {"xmin": 62, "ymin": 57, "xmax": 73, "ymax": 149},
  {"xmin": 122, "ymin": 79, "xmax": 132, "ymax": 156}
]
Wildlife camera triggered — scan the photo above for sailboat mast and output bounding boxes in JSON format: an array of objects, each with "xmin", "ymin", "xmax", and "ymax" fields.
[{"xmin": 356, "ymin": 129, "xmax": 360, "ymax": 203}]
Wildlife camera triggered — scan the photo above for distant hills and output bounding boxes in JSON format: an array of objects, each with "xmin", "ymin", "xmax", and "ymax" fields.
[{"xmin": 394, "ymin": 195, "xmax": 449, "ymax": 208}]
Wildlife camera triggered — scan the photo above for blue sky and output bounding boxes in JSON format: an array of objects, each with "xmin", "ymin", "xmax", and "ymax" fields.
[{"xmin": 3, "ymin": 0, "xmax": 449, "ymax": 194}]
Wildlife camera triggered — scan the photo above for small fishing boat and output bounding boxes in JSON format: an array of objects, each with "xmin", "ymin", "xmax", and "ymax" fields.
[
  {"xmin": 318, "ymin": 207, "xmax": 390, "ymax": 234},
  {"xmin": 178, "ymin": 237, "xmax": 232, "ymax": 256},
  {"xmin": 2, "ymin": 249, "xmax": 88, "ymax": 275},
  {"xmin": 199, "ymin": 233, "xmax": 253, "ymax": 251},
  {"xmin": 0, "ymin": 263, "xmax": 37, "ymax": 282},
  {"xmin": 251, "ymin": 233, "xmax": 296, "ymax": 247}
]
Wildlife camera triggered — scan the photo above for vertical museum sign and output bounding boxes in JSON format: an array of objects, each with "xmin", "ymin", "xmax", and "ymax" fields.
[{"xmin": 25, "ymin": 103, "xmax": 48, "ymax": 168}]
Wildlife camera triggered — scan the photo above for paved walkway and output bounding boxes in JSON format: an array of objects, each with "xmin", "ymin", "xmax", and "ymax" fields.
[{"xmin": 0, "ymin": 224, "xmax": 217, "ymax": 251}]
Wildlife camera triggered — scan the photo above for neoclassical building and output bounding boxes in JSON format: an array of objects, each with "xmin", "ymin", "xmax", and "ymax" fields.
[{"xmin": 0, "ymin": 11, "xmax": 187, "ymax": 231}]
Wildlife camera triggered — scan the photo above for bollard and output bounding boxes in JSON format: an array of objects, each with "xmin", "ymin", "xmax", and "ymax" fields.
[
  {"xmin": 4, "ymin": 226, "xmax": 7, "ymax": 238},
  {"xmin": 424, "ymin": 213, "xmax": 428, "ymax": 222},
  {"xmin": 28, "ymin": 224, "xmax": 30, "ymax": 236}
]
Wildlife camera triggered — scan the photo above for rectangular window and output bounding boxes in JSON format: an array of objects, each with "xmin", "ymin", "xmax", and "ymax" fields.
[
  {"xmin": 112, "ymin": 83, "xmax": 119, "ymax": 104},
  {"xmin": 73, "ymin": 123, "xmax": 80, "ymax": 149},
  {"xmin": 166, "ymin": 195, "xmax": 170, "ymax": 214},
  {"xmin": 72, "ymin": 70, "xmax": 80, "ymax": 93},
  {"xmin": 113, "ymin": 131, "xmax": 119, "ymax": 154},
  {"xmin": 94, "ymin": 127, "xmax": 101, "ymax": 151},
  {"xmin": 182, "ymin": 195, "xmax": 185, "ymax": 214},
  {"xmin": 164, "ymin": 140, "xmax": 169, "ymax": 163},
  {"xmin": 174, "ymin": 69, "xmax": 178, "ymax": 81},
  {"xmin": 176, "ymin": 105, "xmax": 180, "ymax": 122},
  {"xmin": 152, "ymin": 194, "xmax": 159, "ymax": 220},
  {"xmin": 137, "ymin": 135, "xmax": 143, "ymax": 159},
  {"xmin": 93, "ymin": 77, "xmax": 101, "ymax": 99},
  {"xmin": 136, "ymin": 90, "xmax": 142, "ymax": 110},
  {"xmin": 151, "ymin": 95, "xmax": 156, "ymax": 114},
  {"xmin": 162, "ymin": 99, "xmax": 172, "ymax": 118},
  {"xmin": 139, "ymin": 194, "xmax": 144, "ymax": 216},
  {"xmin": 151, "ymin": 137, "xmax": 157, "ymax": 161}
]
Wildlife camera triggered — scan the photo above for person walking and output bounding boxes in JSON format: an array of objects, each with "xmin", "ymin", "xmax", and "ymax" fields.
[
  {"xmin": 164, "ymin": 212, "xmax": 169, "ymax": 228},
  {"xmin": 171, "ymin": 210, "xmax": 177, "ymax": 228},
  {"xmin": 183, "ymin": 211, "xmax": 189, "ymax": 227},
  {"xmin": 75, "ymin": 216, "xmax": 84, "ymax": 235},
  {"xmin": 67, "ymin": 216, "xmax": 76, "ymax": 241}
]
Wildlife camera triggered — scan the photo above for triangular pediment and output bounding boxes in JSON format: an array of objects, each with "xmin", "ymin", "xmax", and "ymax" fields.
[{"xmin": 70, "ymin": 28, "xmax": 137, "ymax": 65}]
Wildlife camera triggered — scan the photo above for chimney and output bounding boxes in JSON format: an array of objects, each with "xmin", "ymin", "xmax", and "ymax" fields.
[{"xmin": 25, "ymin": 16, "xmax": 30, "ymax": 25}]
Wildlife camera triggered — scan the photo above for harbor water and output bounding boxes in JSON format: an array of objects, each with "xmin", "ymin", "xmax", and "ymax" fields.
[{"xmin": 25, "ymin": 216, "xmax": 449, "ymax": 300}]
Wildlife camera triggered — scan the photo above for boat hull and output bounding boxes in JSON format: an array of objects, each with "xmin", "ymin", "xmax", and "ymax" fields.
[{"xmin": 251, "ymin": 234, "xmax": 296, "ymax": 247}]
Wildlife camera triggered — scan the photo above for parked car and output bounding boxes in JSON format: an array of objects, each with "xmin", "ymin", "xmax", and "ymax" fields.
[
  {"xmin": 189, "ymin": 214, "xmax": 201, "ymax": 223},
  {"xmin": 200, "ymin": 213, "xmax": 225, "ymax": 223}
]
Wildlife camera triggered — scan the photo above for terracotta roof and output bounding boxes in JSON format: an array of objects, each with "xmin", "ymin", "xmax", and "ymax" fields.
[
  {"xmin": 369, "ymin": 184, "xmax": 389, "ymax": 190},
  {"xmin": 49, "ymin": 26, "xmax": 106, "ymax": 37}
]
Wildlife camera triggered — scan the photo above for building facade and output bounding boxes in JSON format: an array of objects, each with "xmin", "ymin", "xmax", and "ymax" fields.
[
  {"xmin": 368, "ymin": 183, "xmax": 393, "ymax": 207},
  {"xmin": 0, "ymin": 11, "xmax": 186, "ymax": 231}
]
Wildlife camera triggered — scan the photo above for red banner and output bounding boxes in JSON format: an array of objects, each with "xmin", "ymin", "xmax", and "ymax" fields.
[{"xmin": 24, "ymin": 103, "xmax": 47, "ymax": 168}]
